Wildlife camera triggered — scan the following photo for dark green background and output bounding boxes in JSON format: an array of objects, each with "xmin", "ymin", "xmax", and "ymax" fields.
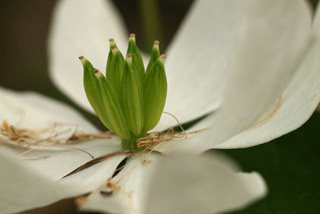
[{"xmin": 0, "ymin": 0, "xmax": 319, "ymax": 213}]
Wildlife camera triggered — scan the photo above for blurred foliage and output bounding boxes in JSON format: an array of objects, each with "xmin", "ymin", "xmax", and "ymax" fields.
[
  {"xmin": 311, "ymin": 0, "xmax": 320, "ymax": 8},
  {"xmin": 112, "ymin": 0, "xmax": 193, "ymax": 52}
]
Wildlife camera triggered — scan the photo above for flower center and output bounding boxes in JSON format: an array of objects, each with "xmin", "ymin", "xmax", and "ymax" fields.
[{"xmin": 80, "ymin": 34, "xmax": 167, "ymax": 152}]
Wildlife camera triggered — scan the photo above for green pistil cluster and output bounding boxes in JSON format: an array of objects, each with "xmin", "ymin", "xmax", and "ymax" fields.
[{"xmin": 80, "ymin": 34, "xmax": 167, "ymax": 152}]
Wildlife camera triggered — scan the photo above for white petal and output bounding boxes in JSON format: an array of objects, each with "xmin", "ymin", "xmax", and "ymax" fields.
[
  {"xmin": 0, "ymin": 87, "xmax": 96, "ymax": 131},
  {"xmin": 152, "ymin": 132, "xmax": 210, "ymax": 155},
  {"xmin": 1, "ymin": 138, "xmax": 123, "ymax": 180},
  {"xmin": 0, "ymin": 87, "xmax": 126, "ymax": 212},
  {"xmin": 144, "ymin": 153, "xmax": 266, "ymax": 214},
  {"xmin": 154, "ymin": 0, "xmax": 254, "ymax": 131},
  {"xmin": 191, "ymin": 0, "xmax": 312, "ymax": 148},
  {"xmin": 80, "ymin": 152, "xmax": 266, "ymax": 214},
  {"xmin": 0, "ymin": 151, "xmax": 98, "ymax": 214},
  {"xmin": 151, "ymin": 0, "xmax": 313, "ymax": 153},
  {"xmin": 80, "ymin": 154, "xmax": 159, "ymax": 214},
  {"xmin": 215, "ymin": 3, "xmax": 320, "ymax": 148},
  {"xmin": 48, "ymin": 0, "xmax": 128, "ymax": 112},
  {"xmin": 0, "ymin": 137, "xmax": 124, "ymax": 213},
  {"xmin": 60, "ymin": 148, "xmax": 126, "ymax": 189}
]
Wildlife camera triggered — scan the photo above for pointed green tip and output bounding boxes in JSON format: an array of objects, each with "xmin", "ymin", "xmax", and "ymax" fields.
[
  {"xmin": 79, "ymin": 56, "xmax": 96, "ymax": 72},
  {"xmin": 126, "ymin": 54, "xmax": 133, "ymax": 63},
  {"xmin": 159, "ymin": 54, "xmax": 166, "ymax": 63},
  {"xmin": 79, "ymin": 56, "xmax": 88, "ymax": 65},
  {"xmin": 93, "ymin": 69, "xmax": 103, "ymax": 78},
  {"xmin": 153, "ymin": 40, "xmax": 160, "ymax": 50},
  {"xmin": 111, "ymin": 46, "xmax": 120, "ymax": 55},
  {"xmin": 109, "ymin": 38, "xmax": 121, "ymax": 55},
  {"xmin": 109, "ymin": 38, "xmax": 116, "ymax": 47},
  {"xmin": 129, "ymin": 33, "xmax": 136, "ymax": 42}
]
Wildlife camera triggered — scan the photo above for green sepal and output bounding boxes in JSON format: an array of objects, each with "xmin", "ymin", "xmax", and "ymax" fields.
[
  {"xmin": 122, "ymin": 54, "xmax": 145, "ymax": 137},
  {"xmin": 96, "ymin": 70, "xmax": 131, "ymax": 139},
  {"xmin": 146, "ymin": 41, "xmax": 160, "ymax": 74},
  {"xmin": 143, "ymin": 55, "xmax": 167, "ymax": 132},
  {"xmin": 127, "ymin": 34, "xmax": 145, "ymax": 83},
  {"xmin": 80, "ymin": 56, "xmax": 114, "ymax": 131},
  {"xmin": 106, "ymin": 42, "xmax": 125, "ymax": 95}
]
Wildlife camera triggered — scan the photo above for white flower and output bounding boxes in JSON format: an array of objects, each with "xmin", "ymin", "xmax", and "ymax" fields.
[{"xmin": 1, "ymin": 0, "xmax": 319, "ymax": 213}]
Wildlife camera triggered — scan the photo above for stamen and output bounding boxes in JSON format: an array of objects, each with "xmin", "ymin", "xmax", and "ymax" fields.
[
  {"xmin": 75, "ymin": 195, "xmax": 89, "ymax": 206},
  {"xmin": 106, "ymin": 180, "xmax": 121, "ymax": 193},
  {"xmin": 2, "ymin": 121, "xmax": 9, "ymax": 131},
  {"xmin": 0, "ymin": 121, "xmax": 115, "ymax": 148}
]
